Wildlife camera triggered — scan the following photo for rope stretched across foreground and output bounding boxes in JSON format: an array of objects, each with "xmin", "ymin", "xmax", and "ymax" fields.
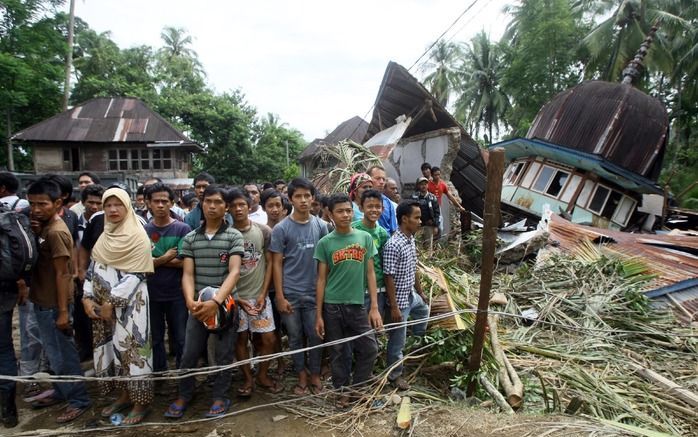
[
  {"xmin": 1, "ymin": 307, "xmax": 695, "ymax": 385},
  {"xmin": 6, "ymin": 330, "xmax": 461, "ymax": 437}
]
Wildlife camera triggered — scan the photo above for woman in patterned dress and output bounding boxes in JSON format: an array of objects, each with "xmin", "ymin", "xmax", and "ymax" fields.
[{"xmin": 82, "ymin": 187, "xmax": 154, "ymax": 425}]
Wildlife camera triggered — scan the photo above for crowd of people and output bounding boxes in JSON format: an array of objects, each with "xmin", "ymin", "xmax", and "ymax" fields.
[{"xmin": 0, "ymin": 163, "xmax": 464, "ymax": 427}]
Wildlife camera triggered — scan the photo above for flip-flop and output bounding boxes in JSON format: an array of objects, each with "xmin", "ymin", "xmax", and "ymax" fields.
[
  {"xmin": 204, "ymin": 398, "xmax": 231, "ymax": 418},
  {"xmin": 292, "ymin": 384, "xmax": 309, "ymax": 396},
  {"xmin": 56, "ymin": 405, "xmax": 89, "ymax": 424},
  {"xmin": 163, "ymin": 401, "xmax": 187, "ymax": 419},
  {"xmin": 31, "ymin": 396, "xmax": 62, "ymax": 409},
  {"xmin": 24, "ymin": 388, "xmax": 56, "ymax": 404},
  {"xmin": 257, "ymin": 380, "xmax": 284, "ymax": 394},
  {"xmin": 237, "ymin": 384, "xmax": 254, "ymax": 398},
  {"xmin": 100, "ymin": 401, "xmax": 133, "ymax": 418},
  {"xmin": 123, "ymin": 408, "xmax": 151, "ymax": 425}
]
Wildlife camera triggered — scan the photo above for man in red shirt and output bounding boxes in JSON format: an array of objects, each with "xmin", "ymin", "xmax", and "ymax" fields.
[{"xmin": 427, "ymin": 167, "xmax": 465, "ymax": 239}]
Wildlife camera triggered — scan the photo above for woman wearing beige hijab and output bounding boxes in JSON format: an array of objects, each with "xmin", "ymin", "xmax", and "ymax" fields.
[{"xmin": 82, "ymin": 188, "xmax": 154, "ymax": 425}]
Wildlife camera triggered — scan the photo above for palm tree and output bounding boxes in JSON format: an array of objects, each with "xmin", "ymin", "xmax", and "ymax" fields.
[
  {"xmin": 420, "ymin": 41, "xmax": 463, "ymax": 107},
  {"xmin": 159, "ymin": 26, "xmax": 198, "ymax": 60},
  {"xmin": 455, "ymin": 31, "xmax": 510, "ymax": 144},
  {"xmin": 574, "ymin": 0, "xmax": 688, "ymax": 81}
]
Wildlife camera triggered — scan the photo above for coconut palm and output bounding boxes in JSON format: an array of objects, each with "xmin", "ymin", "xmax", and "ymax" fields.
[
  {"xmin": 420, "ymin": 41, "xmax": 463, "ymax": 107},
  {"xmin": 574, "ymin": 0, "xmax": 688, "ymax": 81},
  {"xmin": 454, "ymin": 31, "xmax": 510, "ymax": 145}
]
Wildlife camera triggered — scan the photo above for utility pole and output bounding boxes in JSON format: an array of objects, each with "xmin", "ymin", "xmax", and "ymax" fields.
[
  {"xmin": 62, "ymin": 0, "xmax": 76, "ymax": 111},
  {"xmin": 6, "ymin": 110, "xmax": 14, "ymax": 171},
  {"xmin": 466, "ymin": 147, "xmax": 504, "ymax": 396},
  {"xmin": 285, "ymin": 139, "xmax": 289, "ymax": 167}
]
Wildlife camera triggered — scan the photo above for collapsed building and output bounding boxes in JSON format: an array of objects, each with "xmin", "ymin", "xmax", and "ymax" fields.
[{"xmin": 490, "ymin": 30, "xmax": 669, "ymax": 231}]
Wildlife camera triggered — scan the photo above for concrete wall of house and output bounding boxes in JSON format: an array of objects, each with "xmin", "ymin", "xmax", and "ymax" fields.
[
  {"xmin": 33, "ymin": 146, "xmax": 64, "ymax": 172},
  {"xmin": 380, "ymin": 130, "xmax": 460, "ymax": 236},
  {"xmin": 33, "ymin": 143, "xmax": 194, "ymax": 182}
]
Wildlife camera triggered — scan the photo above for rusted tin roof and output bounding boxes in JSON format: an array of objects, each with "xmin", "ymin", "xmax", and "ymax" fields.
[
  {"xmin": 12, "ymin": 97, "xmax": 202, "ymax": 150},
  {"xmin": 527, "ymin": 81, "xmax": 668, "ymax": 181},
  {"xmin": 547, "ymin": 214, "xmax": 698, "ymax": 324},
  {"xmin": 299, "ymin": 116, "xmax": 368, "ymax": 161},
  {"xmin": 364, "ymin": 61, "xmax": 487, "ymax": 216}
]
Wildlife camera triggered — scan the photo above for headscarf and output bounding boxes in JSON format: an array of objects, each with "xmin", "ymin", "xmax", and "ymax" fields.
[
  {"xmin": 348, "ymin": 173, "xmax": 372, "ymax": 201},
  {"xmin": 92, "ymin": 188, "xmax": 154, "ymax": 274}
]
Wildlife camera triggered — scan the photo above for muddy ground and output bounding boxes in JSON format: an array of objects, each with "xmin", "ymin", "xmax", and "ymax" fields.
[{"xmin": 7, "ymin": 311, "xmax": 615, "ymax": 437}]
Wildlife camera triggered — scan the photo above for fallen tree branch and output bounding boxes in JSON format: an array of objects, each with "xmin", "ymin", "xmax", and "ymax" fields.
[
  {"xmin": 489, "ymin": 315, "xmax": 523, "ymax": 409},
  {"xmin": 478, "ymin": 373, "xmax": 514, "ymax": 415}
]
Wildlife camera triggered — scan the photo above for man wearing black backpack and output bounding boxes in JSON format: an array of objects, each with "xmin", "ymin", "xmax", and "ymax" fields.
[
  {"xmin": 0, "ymin": 172, "xmax": 29, "ymax": 211},
  {"xmin": 0, "ymin": 173, "xmax": 36, "ymax": 428}
]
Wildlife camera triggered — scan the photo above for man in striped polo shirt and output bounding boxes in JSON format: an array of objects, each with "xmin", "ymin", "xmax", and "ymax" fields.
[{"xmin": 165, "ymin": 185, "xmax": 244, "ymax": 420}]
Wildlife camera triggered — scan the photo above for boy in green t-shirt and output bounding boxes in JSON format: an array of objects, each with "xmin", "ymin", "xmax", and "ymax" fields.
[
  {"xmin": 352, "ymin": 189, "xmax": 389, "ymax": 316},
  {"xmin": 314, "ymin": 193, "xmax": 383, "ymax": 407}
]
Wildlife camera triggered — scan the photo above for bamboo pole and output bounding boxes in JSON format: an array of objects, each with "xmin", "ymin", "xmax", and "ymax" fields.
[
  {"xmin": 628, "ymin": 362, "xmax": 698, "ymax": 408},
  {"xmin": 467, "ymin": 147, "xmax": 504, "ymax": 396}
]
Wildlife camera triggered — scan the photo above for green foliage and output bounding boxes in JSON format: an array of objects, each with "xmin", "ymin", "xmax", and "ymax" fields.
[
  {"xmin": 501, "ymin": 0, "xmax": 588, "ymax": 135},
  {"xmin": 0, "ymin": 0, "xmax": 65, "ymax": 170}
]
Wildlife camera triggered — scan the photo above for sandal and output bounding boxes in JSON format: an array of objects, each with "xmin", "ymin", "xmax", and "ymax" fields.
[
  {"xmin": 292, "ymin": 384, "xmax": 309, "ymax": 396},
  {"xmin": 163, "ymin": 401, "xmax": 187, "ymax": 419},
  {"xmin": 257, "ymin": 379, "xmax": 284, "ymax": 394},
  {"xmin": 204, "ymin": 398, "xmax": 231, "ymax": 418},
  {"xmin": 237, "ymin": 384, "xmax": 254, "ymax": 398},
  {"xmin": 56, "ymin": 405, "xmax": 89, "ymax": 423},
  {"xmin": 31, "ymin": 396, "xmax": 62, "ymax": 409},
  {"xmin": 100, "ymin": 401, "xmax": 132, "ymax": 418},
  {"xmin": 123, "ymin": 408, "xmax": 151, "ymax": 425},
  {"xmin": 309, "ymin": 383, "xmax": 323, "ymax": 395}
]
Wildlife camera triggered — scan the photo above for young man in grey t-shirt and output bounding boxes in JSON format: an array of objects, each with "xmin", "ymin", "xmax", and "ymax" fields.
[{"xmin": 270, "ymin": 178, "xmax": 328, "ymax": 395}]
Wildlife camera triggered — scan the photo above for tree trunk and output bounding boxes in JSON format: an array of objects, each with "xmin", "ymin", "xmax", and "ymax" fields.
[
  {"xmin": 62, "ymin": 0, "xmax": 76, "ymax": 110},
  {"xmin": 6, "ymin": 109, "xmax": 14, "ymax": 171}
]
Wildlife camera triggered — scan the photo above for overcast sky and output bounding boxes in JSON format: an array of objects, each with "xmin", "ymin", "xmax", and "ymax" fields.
[{"xmin": 76, "ymin": 0, "xmax": 509, "ymax": 141}]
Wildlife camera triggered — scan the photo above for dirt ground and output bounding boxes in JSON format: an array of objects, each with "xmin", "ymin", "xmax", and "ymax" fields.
[{"xmin": 7, "ymin": 312, "xmax": 619, "ymax": 437}]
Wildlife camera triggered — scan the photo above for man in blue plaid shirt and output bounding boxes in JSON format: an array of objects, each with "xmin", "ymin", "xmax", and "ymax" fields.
[{"xmin": 383, "ymin": 200, "xmax": 429, "ymax": 391}]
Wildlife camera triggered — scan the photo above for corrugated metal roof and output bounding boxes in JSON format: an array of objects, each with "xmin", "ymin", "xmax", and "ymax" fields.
[
  {"xmin": 527, "ymin": 81, "xmax": 668, "ymax": 181},
  {"xmin": 364, "ymin": 61, "xmax": 487, "ymax": 216},
  {"xmin": 12, "ymin": 97, "xmax": 202, "ymax": 150},
  {"xmin": 547, "ymin": 214, "xmax": 698, "ymax": 324},
  {"xmin": 548, "ymin": 214, "xmax": 698, "ymax": 288},
  {"xmin": 298, "ymin": 116, "xmax": 368, "ymax": 161}
]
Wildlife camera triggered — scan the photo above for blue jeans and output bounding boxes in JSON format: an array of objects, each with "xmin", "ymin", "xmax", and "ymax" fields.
[
  {"xmin": 0, "ymin": 303, "xmax": 17, "ymax": 395},
  {"xmin": 386, "ymin": 291, "xmax": 429, "ymax": 381},
  {"xmin": 280, "ymin": 292, "xmax": 321, "ymax": 375},
  {"xmin": 33, "ymin": 304, "xmax": 90, "ymax": 409},
  {"xmin": 150, "ymin": 299, "xmax": 187, "ymax": 372},
  {"xmin": 19, "ymin": 301, "xmax": 45, "ymax": 376}
]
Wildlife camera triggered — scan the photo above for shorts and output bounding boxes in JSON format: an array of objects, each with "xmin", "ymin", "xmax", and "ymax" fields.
[{"xmin": 237, "ymin": 296, "xmax": 276, "ymax": 333}]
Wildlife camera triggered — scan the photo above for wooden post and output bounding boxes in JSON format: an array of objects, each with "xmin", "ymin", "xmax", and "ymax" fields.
[{"xmin": 466, "ymin": 147, "xmax": 505, "ymax": 396}]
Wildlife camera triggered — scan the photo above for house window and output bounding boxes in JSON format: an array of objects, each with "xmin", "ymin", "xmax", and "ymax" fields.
[
  {"xmin": 504, "ymin": 162, "xmax": 527, "ymax": 186},
  {"xmin": 141, "ymin": 149, "xmax": 150, "ymax": 170},
  {"xmin": 531, "ymin": 165, "xmax": 570, "ymax": 199},
  {"xmin": 576, "ymin": 180, "xmax": 595, "ymax": 207},
  {"xmin": 560, "ymin": 175, "xmax": 582, "ymax": 203},
  {"xmin": 612, "ymin": 196, "xmax": 636, "ymax": 226},
  {"xmin": 545, "ymin": 170, "xmax": 569, "ymax": 197},
  {"xmin": 521, "ymin": 162, "xmax": 541, "ymax": 189},
  {"xmin": 588, "ymin": 185, "xmax": 611, "ymax": 213},
  {"xmin": 601, "ymin": 190, "xmax": 623, "ymax": 219}
]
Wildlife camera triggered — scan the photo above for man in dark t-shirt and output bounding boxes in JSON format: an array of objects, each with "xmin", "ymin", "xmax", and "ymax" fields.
[{"xmin": 143, "ymin": 184, "xmax": 191, "ymax": 372}]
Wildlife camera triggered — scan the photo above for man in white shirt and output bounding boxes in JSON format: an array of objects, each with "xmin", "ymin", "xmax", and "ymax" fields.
[
  {"xmin": 69, "ymin": 172, "xmax": 101, "ymax": 217},
  {"xmin": 0, "ymin": 172, "xmax": 29, "ymax": 211},
  {"xmin": 244, "ymin": 183, "xmax": 268, "ymax": 225}
]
